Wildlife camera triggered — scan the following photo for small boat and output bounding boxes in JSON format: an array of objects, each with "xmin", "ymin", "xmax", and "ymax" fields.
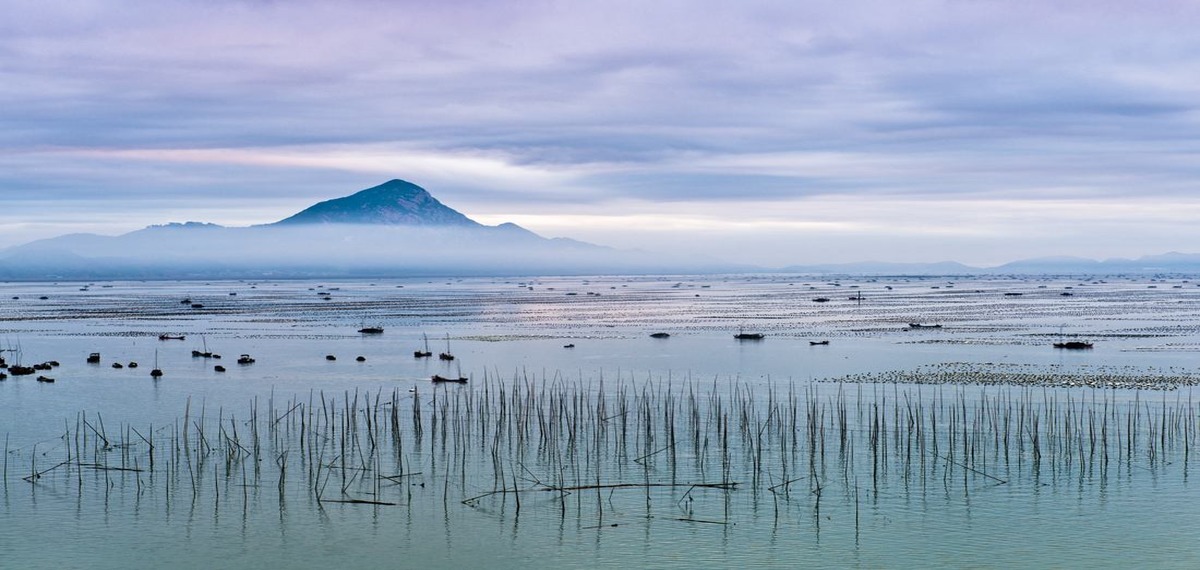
[
  {"xmin": 1053, "ymin": 341, "xmax": 1093, "ymax": 350},
  {"xmin": 355, "ymin": 356, "xmax": 366, "ymax": 362},
  {"xmin": 812, "ymin": 297, "xmax": 831, "ymax": 303},
  {"xmin": 111, "ymin": 362, "xmax": 124, "ymax": 369},
  {"xmin": 192, "ymin": 337, "xmax": 213, "ymax": 358},
  {"xmin": 734, "ymin": 331, "xmax": 765, "ymax": 340},
  {"xmin": 159, "ymin": 334, "xmax": 185, "ymax": 341},
  {"xmin": 128, "ymin": 361, "xmax": 138, "ymax": 368},
  {"xmin": 150, "ymin": 350, "xmax": 163, "ymax": 378},
  {"xmin": 8, "ymin": 365, "xmax": 34, "ymax": 376},
  {"xmin": 908, "ymin": 323, "xmax": 943, "ymax": 329},
  {"xmin": 563, "ymin": 343, "xmax": 575, "ymax": 349},
  {"xmin": 214, "ymin": 365, "xmax": 226, "ymax": 372},
  {"xmin": 87, "ymin": 352, "xmax": 101, "ymax": 364},
  {"xmin": 414, "ymin": 333, "xmax": 433, "ymax": 358},
  {"xmin": 237, "ymin": 354, "xmax": 256, "ymax": 365},
  {"xmin": 358, "ymin": 326, "xmax": 384, "ymax": 334},
  {"xmin": 809, "ymin": 340, "xmax": 830, "ymax": 346},
  {"xmin": 649, "ymin": 332, "xmax": 671, "ymax": 338},
  {"xmin": 325, "ymin": 355, "xmax": 337, "ymax": 361},
  {"xmin": 439, "ymin": 334, "xmax": 455, "ymax": 361},
  {"xmin": 36, "ymin": 375, "xmax": 54, "ymax": 383},
  {"xmin": 431, "ymin": 374, "xmax": 468, "ymax": 384}
]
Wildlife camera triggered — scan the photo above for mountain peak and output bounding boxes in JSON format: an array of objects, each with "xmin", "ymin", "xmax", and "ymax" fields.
[{"xmin": 273, "ymin": 179, "xmax": 481, "ymax": 227}]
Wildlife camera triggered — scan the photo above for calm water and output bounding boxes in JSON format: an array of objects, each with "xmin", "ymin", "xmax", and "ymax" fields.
[{"xmin": 2, "ymin": 274, "xmax": 1200, "ymax": 568}]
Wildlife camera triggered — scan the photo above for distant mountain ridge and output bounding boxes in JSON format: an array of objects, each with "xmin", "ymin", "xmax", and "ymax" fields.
[
  {"xmin": 0, "ymin": 179, "xmax": 741, "ymax": 278},
  {"xmin": 3, "ymin": 179, "xmax": 1200, "ymax": 279},
  {"xmin": 273, "ymin": 179, "xmax": 482, "ymax": 227}
]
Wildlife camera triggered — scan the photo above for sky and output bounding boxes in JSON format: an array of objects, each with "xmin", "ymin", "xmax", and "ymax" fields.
[{"xmin": 2, "ymin": 0, "xmax": 1200, "ymax": 267}]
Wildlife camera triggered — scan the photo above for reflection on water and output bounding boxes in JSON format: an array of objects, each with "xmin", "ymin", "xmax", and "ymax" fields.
[{"xmin": 3, "ymin": 275, "xmax": 1200, "ymax": 568}]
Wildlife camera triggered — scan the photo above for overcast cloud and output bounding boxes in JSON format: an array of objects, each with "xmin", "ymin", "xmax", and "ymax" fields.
[{"xmin": 2, "ymin": 0, "xmax": 1199, "ymax": 266}]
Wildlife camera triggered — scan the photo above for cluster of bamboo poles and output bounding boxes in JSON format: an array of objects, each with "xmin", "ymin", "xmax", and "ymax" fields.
[{"xmin": 5, "ymin": 374, "xmax": 1197, "ymax": 529}]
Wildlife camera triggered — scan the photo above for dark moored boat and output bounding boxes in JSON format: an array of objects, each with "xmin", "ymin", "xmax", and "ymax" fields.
[
  {"xmin": 237, "ymin": 354, "xmax": 256, "ymax": 364},
  {"xmin": 358, "ymin": 327, "xmax": 384, "ymax": 334},
  {"xmin": 9, "ymin": 365, "xmax": 35, "ymax": 376},
  {"xmin": 734, "ymin": 332, "xmax": 764, "ymax": 340},
  {"xmin": 36, "ymin": 375, "xmax": 54, "ymax": 383},
  {"xmin": 810, "ymin": 340, "xmax": 830, "ymax": 345},
  {"xmin": 431, "ymin": 374, "xmax": 468, "ymax": 384},
  {"xmin": 1053, "ymin": 341, "xmax": 1093, "ymax": 350},
  {"xmin": 438, "ymin": 334, "xmax": 455, "ymax": 360},
  {"xmin": 649, "ymin": 332, "xmax": 671, "ymax": 338},
  {"xmin": 414, "ymin": 333, "xmax": 433, "ymax": 358},
  {"xmin": 908, "ymin": 323, "xmax": 942, "ymax": 329},
  {"xmin": 159, "ymin": 334, "xmax": 185, "ymax": 341},
  {"xmin": 87, "ymin": 352, "xmax": 101, "ymax": 364}
]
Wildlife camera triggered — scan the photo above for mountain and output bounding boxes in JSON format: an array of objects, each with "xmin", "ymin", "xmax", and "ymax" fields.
[
  {"xmin": 989, "ymin": 252, "xmax": 1200, "ymax": 274},
  {"xmin": 273, "ymin": 179, "xmax": 481, "ymax": 227},
  {"xmin": 0, "ymin": 179, "xmax": 736, "ymax": 279}
]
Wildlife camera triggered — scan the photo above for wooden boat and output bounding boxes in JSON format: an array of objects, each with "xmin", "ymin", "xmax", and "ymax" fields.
[
  {"xmin": 809, "ymin": 340, "xmax": 830, "ymax": 345},
  {"xmin": 734, "ymin": 332, "xmax": 765, "ymax": 340},
  {"xmin": 1053, "ymin": 341, "xmax": 1093, "ymax": 350},
  {"xmin": 36, "ymin": 375, "xmax": 54, "ymax": 383},
  {"xmin": 326, "ymin": 355, "xmax": 337, "ymax": 361},
  {"xmin": 150, "ymin": 350, "xmax": 163, "ymax": 378},
  {"xmin": 812, "ymin": 297, "xmax": 831, "ymax": 303},
  {"xmin": 908, "ymin": 323, "xmax": 943, "ymax": 329},
  {"xmin": 358, "ymin": 326, "xmax": 384, "ymax": 334},
  {"xmin": 414, "ymin": 333, "xmax": 433, "ymax": 358},
  {"xmin": 192, "ymin": 337, "xmax": 213, "ymax": 358},
  {"xmin": 159, "ymin": 334, "xmax": 185, "ymax": 341},
  {"xmin": 649, "ymin": 332, "xmax": 671, "ymax": 338},
  {"xmin": 438, "ymin": 334, "xmax": 455, "ymax": 361},
  {"xmin": 214, "ymin": 365, "xmax": 226, "ymax": 372},
  {"xmin": 431, "ymin": 374, "xmax": 468, "ymax": 384},
  {"xmin": 112, "ymin": 362, "xmax": 124, "ymax": 369}
]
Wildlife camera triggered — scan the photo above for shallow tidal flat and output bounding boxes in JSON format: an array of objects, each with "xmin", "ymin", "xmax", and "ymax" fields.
[{"xmin": 3, "ymin": 274, "xmax": 1200, "ymax": 568}]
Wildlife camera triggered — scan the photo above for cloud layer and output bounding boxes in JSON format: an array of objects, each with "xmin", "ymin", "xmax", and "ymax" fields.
[{"xmin": 3, "ymin": 1, "xmax": 1199, "ymax": 265}]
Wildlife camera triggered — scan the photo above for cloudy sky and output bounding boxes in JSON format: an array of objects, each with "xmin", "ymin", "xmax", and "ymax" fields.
[{"xmin": 3, "ymin": 0, "xmax": 1199, "ymax": 267}]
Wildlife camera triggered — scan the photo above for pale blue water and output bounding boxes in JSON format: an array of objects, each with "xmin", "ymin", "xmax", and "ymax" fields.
[{"xmin": 2, "ymin": 274, "xmax": 1200, "ymax": 568}]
